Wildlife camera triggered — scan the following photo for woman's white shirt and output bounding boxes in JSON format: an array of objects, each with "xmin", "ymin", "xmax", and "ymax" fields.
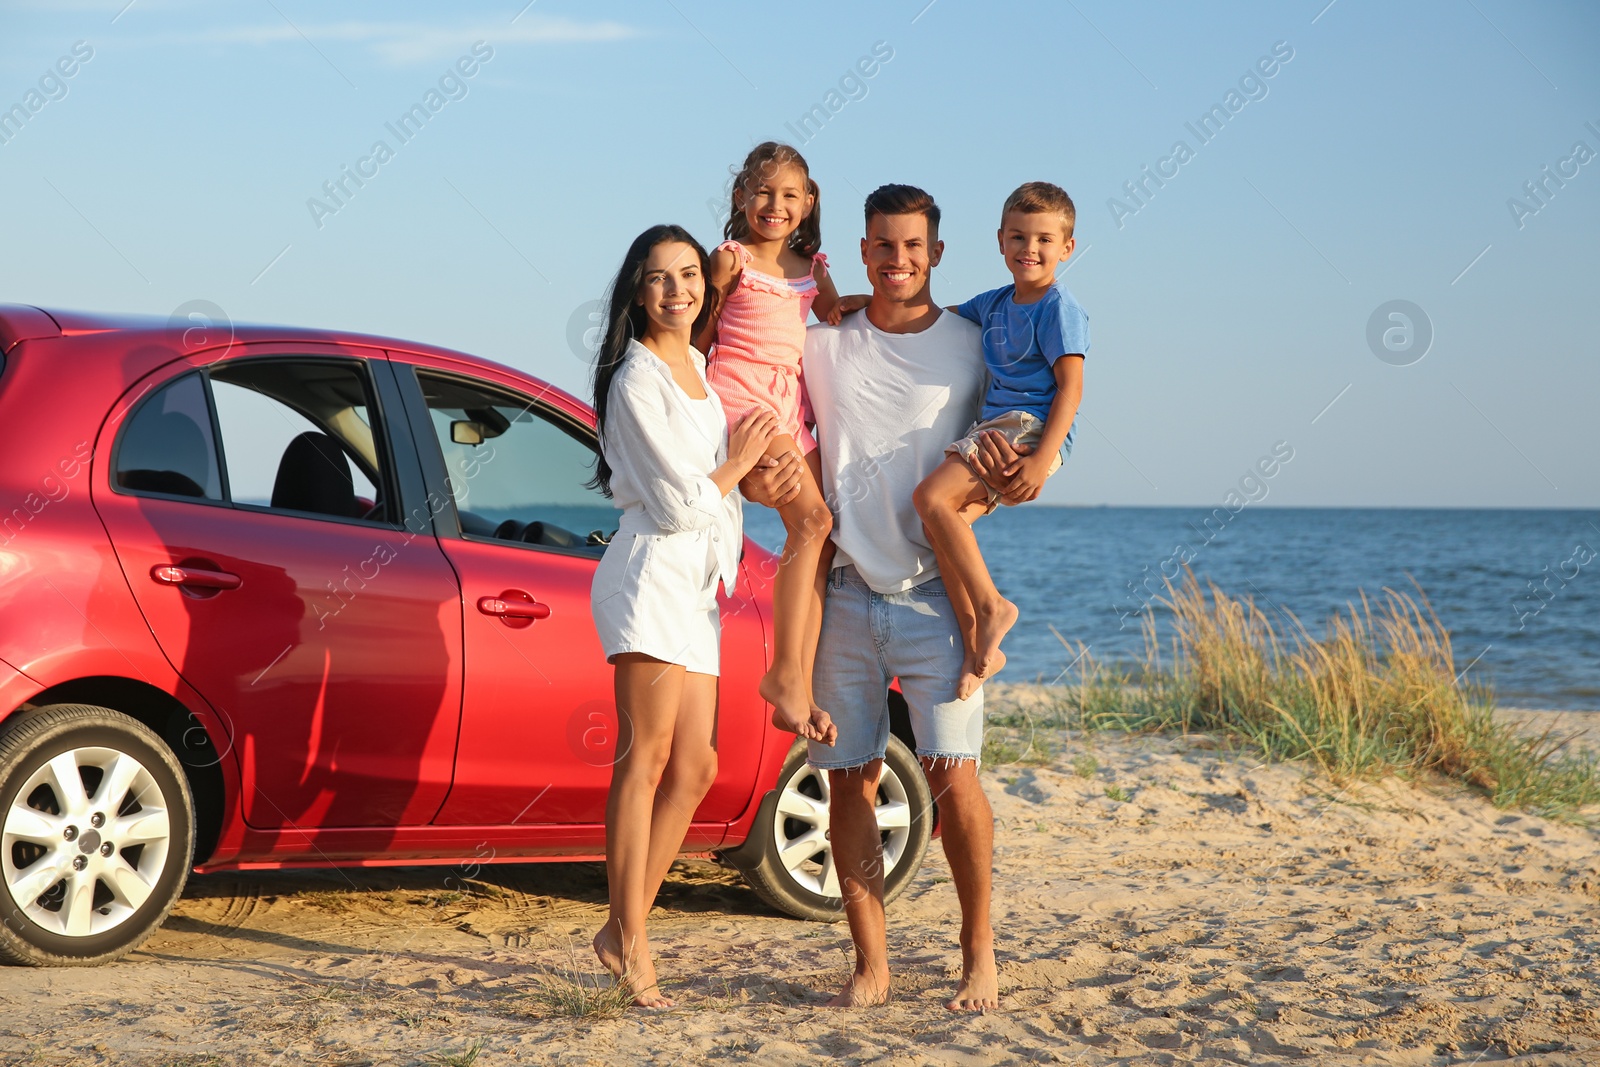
[{"xmin": 600, "ymin": 340, "xmax": 742, "ymax": 592}]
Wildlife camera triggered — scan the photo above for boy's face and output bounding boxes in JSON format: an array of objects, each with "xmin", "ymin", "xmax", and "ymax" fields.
[{"xmin": 997, "ymin": 210, "xmax": 1075, "ymax": 289}]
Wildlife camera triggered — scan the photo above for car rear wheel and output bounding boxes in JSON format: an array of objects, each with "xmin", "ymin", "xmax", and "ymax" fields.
[
  {"xmin": 0, "ymin": 704, "xmax": 194, "ymax": 966},
  {"xmin": 736, "ymin": 735, "xmax": 932, "ymax": 922}
]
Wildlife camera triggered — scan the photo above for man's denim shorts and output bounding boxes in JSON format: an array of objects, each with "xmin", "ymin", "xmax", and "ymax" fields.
[{"xmin": 808, "ymin": 566, "xmax": 985, "ymax": 771}]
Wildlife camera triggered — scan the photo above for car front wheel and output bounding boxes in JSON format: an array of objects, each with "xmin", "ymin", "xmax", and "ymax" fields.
[
  {"xmin": 735, "ymin": 735, "xmax": 932, "ymax": 922},
  {"xmin": 0, "ymin": 704, "xmax": 194, "ymax": 966}
]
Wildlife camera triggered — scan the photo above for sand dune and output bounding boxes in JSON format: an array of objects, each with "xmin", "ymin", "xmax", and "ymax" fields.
[{"xmin": 2, "ymin": 685, "xmax": 1597, "ymax": 1065}]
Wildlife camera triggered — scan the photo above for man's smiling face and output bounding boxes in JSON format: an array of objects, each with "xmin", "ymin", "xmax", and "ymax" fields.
[{"xmin": 861, "ymin": 212, "xmax": 944, "ymax": 304}]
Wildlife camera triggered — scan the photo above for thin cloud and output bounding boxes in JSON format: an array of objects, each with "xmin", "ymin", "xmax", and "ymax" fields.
[{"xmin": 117, "ymin": 17, "xmax": 643, "ymax": 65}]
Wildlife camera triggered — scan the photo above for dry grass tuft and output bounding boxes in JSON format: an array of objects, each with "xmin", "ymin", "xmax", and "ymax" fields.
[
  {"xmin": 1055, "ymin": 573, "xmax": 1600, "ymax": 822},
  {"xmin": 508, "ymin": 944, "xmax": 637, "ymax": 1020}
]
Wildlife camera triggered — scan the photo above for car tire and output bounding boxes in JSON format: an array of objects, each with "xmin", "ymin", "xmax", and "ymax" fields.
[
  {"xmin": 738, "ymin": 735, "xmax": 932, "ymax": 922},
  {"xmin": 0, "ymin": 704, "xmax": 194, "ymax": 966}
]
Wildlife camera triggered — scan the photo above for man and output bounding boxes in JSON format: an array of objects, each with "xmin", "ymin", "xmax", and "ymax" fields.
[{"xmin": 747, "ymin": 184, "xmax": 1007, "ymax": 1010}]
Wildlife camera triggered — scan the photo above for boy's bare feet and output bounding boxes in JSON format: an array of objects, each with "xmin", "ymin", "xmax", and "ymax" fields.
[
  {"xmin": 593, "ymin": 923, "xmax": 672, "ymax": 1008},
  {"xmin": 763, "ymin": 665, "xmax": 836, "ymax": 744},
  {"xmin": 946, "ymin": 936, "xmax": 999, "ymax": 1011},
  {"xmin": 960, "ymin": 646, "xmax": 985, "ymax": 703},
  {"xmin": 972, "ymin": 597, "xmax": 1018, "ymax": 683},
  {"xmin": 824, "ymin": 969, "xmax": 890, "ymax": 1008}
]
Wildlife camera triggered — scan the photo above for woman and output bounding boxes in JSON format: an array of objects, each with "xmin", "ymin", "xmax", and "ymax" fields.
[{"xmin": 587, "ymin": 224, "xmax": 776, "ymax": 1007}]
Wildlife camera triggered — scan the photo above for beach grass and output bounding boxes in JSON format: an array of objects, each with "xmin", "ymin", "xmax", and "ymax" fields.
[{"xmin": 1040, "ymin": 573, "xmax": 1600, "ymax": 823}]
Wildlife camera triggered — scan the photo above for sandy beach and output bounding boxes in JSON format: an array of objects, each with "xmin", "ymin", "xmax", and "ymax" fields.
[{"xmin": 2, "ymin": 684, "xmax": 1597, "ymax": 1066}]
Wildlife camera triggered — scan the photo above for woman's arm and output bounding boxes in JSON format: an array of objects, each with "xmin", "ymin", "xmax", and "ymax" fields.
[
  {"xmin": 709, "ymin": 409, "xmax": 778, "ymax": 497},
  {"xmin": 607, "ymin": 371, "xmax": 775, "ymax": 531},
  {"xmin": 606, "ymin": 374, "xmax": 727, "ymax": 533}
]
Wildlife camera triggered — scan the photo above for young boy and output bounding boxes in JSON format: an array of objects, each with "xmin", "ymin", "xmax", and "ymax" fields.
[{"xmin": 912, "ymin": 181, "xmax": 1088, "ymax": 699}]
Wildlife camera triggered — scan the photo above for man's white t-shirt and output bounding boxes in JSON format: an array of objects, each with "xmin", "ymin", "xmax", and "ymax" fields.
[{"xmin": 803, "ymin": 308, "xmax": 985, "ymax": 594}]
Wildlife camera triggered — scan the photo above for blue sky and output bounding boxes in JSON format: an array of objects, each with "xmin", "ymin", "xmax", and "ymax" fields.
[{"xmin": 2, "ymin": 0, "xmax": 1595, "ymax": 507}]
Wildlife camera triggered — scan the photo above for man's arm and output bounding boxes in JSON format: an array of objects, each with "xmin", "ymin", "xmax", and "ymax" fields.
[{"xmin": 1000, "ymin": 355, "xmax": 1083, "ymax": 503}]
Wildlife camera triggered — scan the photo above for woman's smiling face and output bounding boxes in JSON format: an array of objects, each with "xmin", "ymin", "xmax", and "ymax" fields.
[{"xmin": 636, "ymin": 240, "xmax": 705, "ymax": 334}]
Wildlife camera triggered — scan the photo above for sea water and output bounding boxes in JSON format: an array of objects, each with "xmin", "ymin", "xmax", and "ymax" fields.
[{"xmin": 745, "ymin": 507, "xmax": 1600, "ymax": 711}]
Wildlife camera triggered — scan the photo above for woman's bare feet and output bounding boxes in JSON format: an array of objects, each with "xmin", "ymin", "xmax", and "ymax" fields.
[
  {"xmin": 592, "ymin": 923, "xmax": 625, "ymax": 979},
  {"xmin": 972, "ymin": 597, "xmax": 1018, "ymax": 683},
  {"xmin": 824, "ymin": 969, "xmax": 890, "ymax": 1008},
  {"xmin": 593, "ymin": 923, "xmax": 672, "ymax": 1008},
  {"xmin": 763, "ymin": 665, "xmax": 835, "ymax": 744}
]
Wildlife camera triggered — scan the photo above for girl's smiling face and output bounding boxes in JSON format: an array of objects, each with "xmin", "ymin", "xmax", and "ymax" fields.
[
  {"xmin": 737, "ymin": 163, "xmax": 814, "ymax": 243},
  {"xmin": 636, "ymin": 240, "xmax": 705, "ymax": 334}
]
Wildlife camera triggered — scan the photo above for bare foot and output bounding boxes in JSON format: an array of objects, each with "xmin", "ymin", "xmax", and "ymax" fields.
[
  {"xmin": 956, "ymin": 649, "xmax": 984, "ymax": 701},
  {"xmin": 972, "ymin": 598, "xmax": 1018, "ymax": 682},
  {"xmin": 824, "ymin": 971, "xmax": 890, "ymax": 1007},
  {"xmin": 593, "ymin": 923, "xmax": 672, "ymax": 1008},
  {"xmin": 626, "ymin": 972, "xmax": 672, "ymax": 1010},
  {"xmin": 946, "ymin": 942, "xmax": 999, "ymax": 1012},
  {"xmin": 763, "ymin": 666, "xmax": 828, "ymax": 743},
  {"xmin": 969, "ymin": 648, "xmax": 1005, "ymax": 696},
  {"xmin": 806, "ymin": 704, "xmax": 838, "ymax": 747},
  {"xmin": 592, "ymin": 923, "xmax": 625, "ymax": 980}
]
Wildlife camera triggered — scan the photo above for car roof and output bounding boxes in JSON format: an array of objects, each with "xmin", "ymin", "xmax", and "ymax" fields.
[{"xmin": 0, "ymin": 303, "xmax": 591, "ymax": 419}]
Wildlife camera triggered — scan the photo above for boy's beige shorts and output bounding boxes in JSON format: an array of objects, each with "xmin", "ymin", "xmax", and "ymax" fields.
[{"xmin": 945, "ymin": 409, "xmax": 1064, "ymax": 512}]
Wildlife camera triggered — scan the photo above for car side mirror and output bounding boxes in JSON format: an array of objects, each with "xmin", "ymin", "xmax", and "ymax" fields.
[{"xmin": 451, "ymin": 420, "xmax": 484, "ymax": 446}]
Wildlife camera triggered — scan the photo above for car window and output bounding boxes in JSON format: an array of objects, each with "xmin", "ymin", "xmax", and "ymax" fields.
[
  {"xmin": 209, "ymin": 359, "xmax": 390, "ymax": 524},
  {"xmin": 113, "ymin": 372, "xmax": 223, "ymax": 501},
  {"xmin": 416, "ymin": 372, "xmax": 620, "ymax": 554}
]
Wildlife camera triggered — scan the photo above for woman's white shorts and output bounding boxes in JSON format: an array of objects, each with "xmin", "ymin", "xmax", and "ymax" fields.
[{"xmin": 590, "ymin": 529, "xmax": 722, "ymax": 677}]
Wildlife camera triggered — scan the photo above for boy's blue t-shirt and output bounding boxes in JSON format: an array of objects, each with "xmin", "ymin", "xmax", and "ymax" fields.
[{"xmin": 954, "ymin": 281, "xmax": 1089, "ymax": 424}]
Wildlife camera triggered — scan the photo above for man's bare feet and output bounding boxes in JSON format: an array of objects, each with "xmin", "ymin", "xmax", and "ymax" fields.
[
  {"xmin": 593, "ymin": 923, "xmax": 672, "ymax": 1008},
  {"xmin": 824, "ymin": 970, "xmax": 890, "ymax": 1007},
  {"xmin": 763, "ymin": 666, "xmax": 835, "ymax": 744},
  {"xmin": 946, "ymin": 939, "xmax": 999, "ymax": 1011},
  {"xmin": 972, "ymin": 598, "xmax": 1018, "ymax": 682}
]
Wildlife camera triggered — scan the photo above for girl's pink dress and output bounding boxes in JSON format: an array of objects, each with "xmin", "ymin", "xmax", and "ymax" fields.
[{"xmin": 705, "ymin": 239, "xmax": 826, "ymax": 455}]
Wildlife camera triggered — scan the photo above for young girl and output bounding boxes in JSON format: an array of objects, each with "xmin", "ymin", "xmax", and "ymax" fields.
[
  {"xmin": 588, "ymin": 224, "xmax": 778, "ymax": 1007},
  {"xmin": 700, "ymin": 141, "xmax": 841, "ymax": 742}
]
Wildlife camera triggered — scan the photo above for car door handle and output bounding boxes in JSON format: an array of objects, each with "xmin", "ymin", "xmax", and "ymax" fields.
[
  {"xmin": 150, "ymin": 564, "xmax": 242, "ymax": 591},
  {"xmin": 477, "ymin": 591, "xmax": 551, "ymax": 623}
]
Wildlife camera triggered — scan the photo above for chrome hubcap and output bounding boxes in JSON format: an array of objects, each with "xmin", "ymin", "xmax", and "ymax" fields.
[
  {"xmin": 2, "ymin": 747, "xmax": 172, "ymax": 937},
  {"xmin": 773, "ymin": 763, "xmax": 914, "ymax": 898}
]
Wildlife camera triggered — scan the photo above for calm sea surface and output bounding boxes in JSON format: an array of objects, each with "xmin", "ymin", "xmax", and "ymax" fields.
[{"xmin": 745, "ymin": 508, "xmax": 1600, "ymax": 711}]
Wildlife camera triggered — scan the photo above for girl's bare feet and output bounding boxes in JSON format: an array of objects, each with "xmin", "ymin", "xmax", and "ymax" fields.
[
  {"xmin": 972, "ymin": 597, "xmax": 1018, "ymax": 683},
  {"xmin": 805, "ymin": 705, "xmax": 838, "ymax": 746},
  {"xmin": 593, "ymin": 923, "xmax": 672, "ymax": 1008},
  {"xmin": 763, "ymin": 666, "xmax": 835, "ymax": 744}
]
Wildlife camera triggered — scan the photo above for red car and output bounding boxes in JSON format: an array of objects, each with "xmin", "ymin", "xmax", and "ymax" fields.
[{"xmin": 0, "ymin": 304, "xmax": 933, "ymax": 967}]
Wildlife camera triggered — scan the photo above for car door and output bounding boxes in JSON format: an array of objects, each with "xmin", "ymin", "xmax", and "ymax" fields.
[
  {"xmin": 92, "ymin": 345, "xmax": 464, "ymax": 829},
  {"xmin": 392, "ymin": 358, "xmax": 767, "ymax": 831}
]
